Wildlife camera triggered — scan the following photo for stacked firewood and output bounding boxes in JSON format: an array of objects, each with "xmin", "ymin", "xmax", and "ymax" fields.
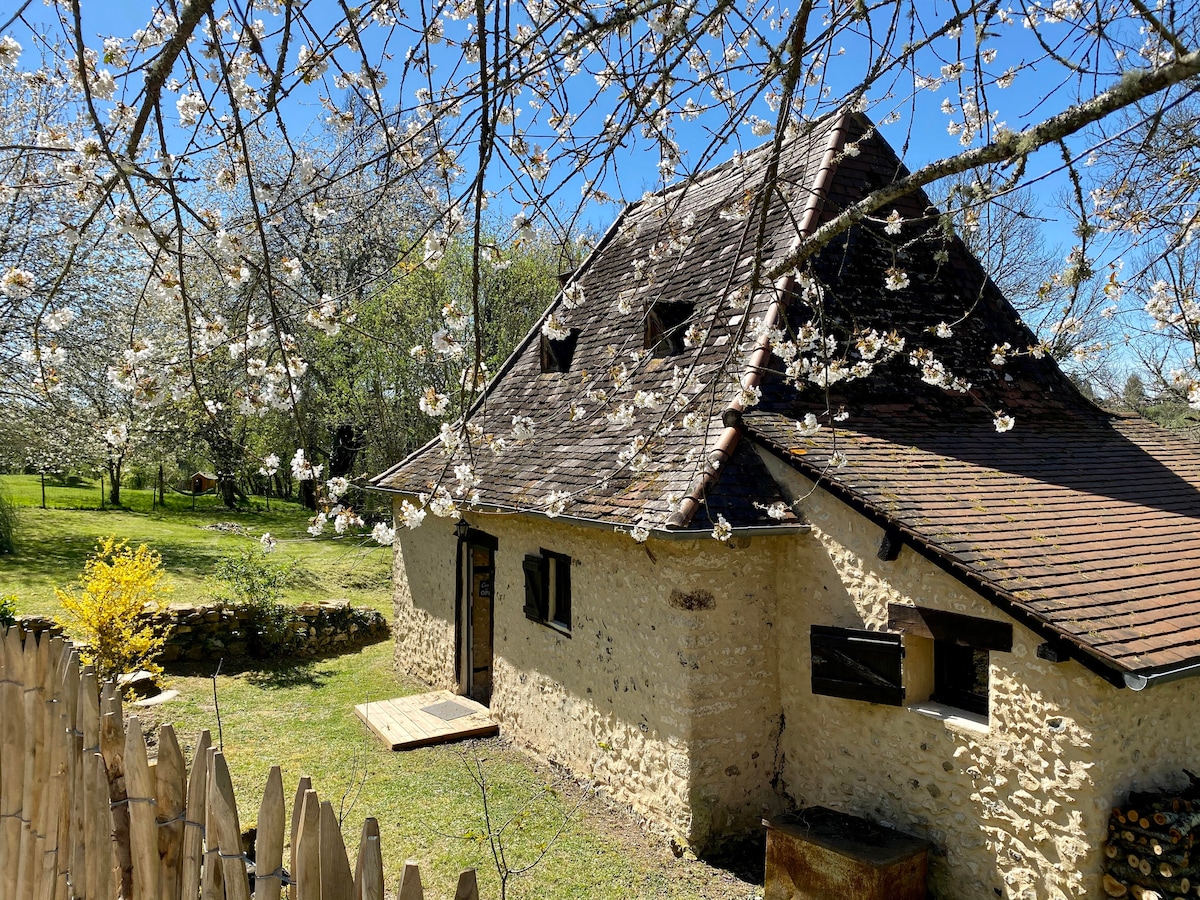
[{"xmin": 1104, "ymin": 774, "xmax": 1200, "ymax": 899}]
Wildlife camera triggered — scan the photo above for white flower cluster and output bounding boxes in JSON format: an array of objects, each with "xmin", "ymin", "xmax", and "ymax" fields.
[
  {"xmin": 304, "ymin": 295, "xmax": 341, "ymax": 337},
  {"xmin": 909, "ymin": 348, "xmax": 971, "ymax": 393},
  {"xmin": 259, "ymin": 453, "xmax": 280, "ymax": 476},
  {"xmin": 1, "ymin": 267, "xmax": 35, "ymax": 299},
  {"xmin": 291, "ymin": 448, "xmax": 323, "ymax": 481}
]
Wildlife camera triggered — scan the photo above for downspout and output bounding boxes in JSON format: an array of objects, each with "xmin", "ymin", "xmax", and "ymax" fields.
[{"xmin": 667, "ymin": 113, "xmax": 852, "ymax": 528}]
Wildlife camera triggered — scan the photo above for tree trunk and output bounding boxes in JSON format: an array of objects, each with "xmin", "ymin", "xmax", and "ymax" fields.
[
  {"xmin": 218, "ymin": 475, "xmax": 238, "ymax": 509},
  {"xmin": 107, "ymin": 459, "xmax": 122, "ymax": 506},
  {"xmin": 330, "ymin": 424, "xmax": 363, "ymax": 478}
]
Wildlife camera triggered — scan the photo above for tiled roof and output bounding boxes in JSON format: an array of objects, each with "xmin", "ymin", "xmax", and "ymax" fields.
[
  {"xmin": 747, "ymin": 410, "xmax": 1200, "ymax": 679},
  {"xmin": 371, "ymin": 113, "xmax": 847, "ymax": 529},
  {"xmin": 372, "ymin": 110, "xmax": 1200, "ymax": 679}
]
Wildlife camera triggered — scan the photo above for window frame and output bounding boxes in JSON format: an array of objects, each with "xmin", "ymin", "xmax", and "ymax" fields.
[
  {"xmin": 523, "ymin": 548, "xmax": 572, "ymax": 634},
  {"xmin": 644, "ymin": 301, "xmax": 695, "ymax": 356},
  {"xmin": 931, "ymin": 641, "xmax": 990, "ymax": 717},
  {"xmin": 539, "ymin": 328, "xmax": 581, "ymax": 373},
  {"xmin": 887, "ymin": 603, "xmax": 1011, "ymax": 720}
]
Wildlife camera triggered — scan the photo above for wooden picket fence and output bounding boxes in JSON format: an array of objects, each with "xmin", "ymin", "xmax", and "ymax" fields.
[{"xmin": 0, "ymin": 626, "xmax": 483, "ymax": 899}]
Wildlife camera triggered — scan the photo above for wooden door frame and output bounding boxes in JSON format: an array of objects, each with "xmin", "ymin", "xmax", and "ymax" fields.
[{"xmin": 454, "ymin": 526, "xmax": 497, "ymax": 701}]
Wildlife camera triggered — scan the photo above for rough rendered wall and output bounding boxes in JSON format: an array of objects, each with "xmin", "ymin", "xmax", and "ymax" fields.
[
  {"xmin": 487, "ymin": 515, "xmax": 784, "ymax": 848},
  {"xmin": 390, "ymin": 506, "xmax": 786, "ymax": 847},
  {"xmin": 761, "ymin": 452, "xmax": 1200, "ymax": 900},
  {"xmin": 391, "ymin": 505, "xmax": 458, "ymax": 689}
]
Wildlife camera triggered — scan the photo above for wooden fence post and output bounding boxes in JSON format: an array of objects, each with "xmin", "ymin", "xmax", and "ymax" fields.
[
  {"xmin": 180, "ymin": 730, "xmax": 211, "ymax": 900},
  {"xmin": 255, "ymin": 766, "xmax": 285, "ymax": 900},
  {"xmin": 354, "ymin": 818, "xmax": 384, "ymax": 900},
  {"xmin": 294, "ymin": 788, "xmax": 321, "ymax": 900},
  {"xmin": 124, "ymin": 717, "xmax": 159, "ymax": 900},
  {"xmin": 209, "ymin": 751, "xmax": 250, "ymax": 900},
  {"xmin": 156, "ymin": 724, "xmax": 186, "ymax": 900},
  {"xmin": 397, "ymin": 860, "xmax": 426, "ymax": 900},
  {"xmin": 454, "ymin": 869, "xmax": 481, "ymax": 900},
  {"xmin": 0, "ymin": 628, "xmax": 25, "ymax": 900}
]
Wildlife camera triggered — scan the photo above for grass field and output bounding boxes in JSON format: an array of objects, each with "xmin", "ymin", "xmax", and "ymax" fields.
[
  {"xmin": 0, "ymin": 474, "xmax": 760, "ymax": 899},
  {"xmin": 0, "ymin": 474, "xmax": 391, "ymax": 617}
]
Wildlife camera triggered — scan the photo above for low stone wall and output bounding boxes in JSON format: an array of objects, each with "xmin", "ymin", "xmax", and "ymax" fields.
[{"xmin": 16, "ymin": 599, "xmax": 389, "ymax": 663}]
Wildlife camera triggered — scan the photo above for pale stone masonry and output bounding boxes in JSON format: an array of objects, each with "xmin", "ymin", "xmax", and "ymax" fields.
[{"xmin": 391, "ymin": 484, "xmax": 1200, "ymax": 899}]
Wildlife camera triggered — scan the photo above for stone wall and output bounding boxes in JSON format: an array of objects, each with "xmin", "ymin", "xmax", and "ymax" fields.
[
  {"xmin": 390, "ymin": 506, "xmax": 787, "ymax": 849},
  {"xmin": 391, "ymin": 512, "xmax": 459, "ymax": 689},
  {"xmin": 17, "ymin": 599, "xmax": 389, "ymax": 662},
  {"xmin": 758, "ymin": 446, "xmax": 1200, "ymax": 900}
]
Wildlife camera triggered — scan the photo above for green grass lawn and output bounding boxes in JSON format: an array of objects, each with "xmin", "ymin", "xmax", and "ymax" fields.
[
  {"xmin": 0, "ymin": 476, "xmax": 760, "ymax": 899},
  {"xmin": 0, "ymin": 474, "xmax": 391, "ymax": 617},
  {"xmin": 144, "ymin": 644, "xmax": 754, "ymax": 900}
]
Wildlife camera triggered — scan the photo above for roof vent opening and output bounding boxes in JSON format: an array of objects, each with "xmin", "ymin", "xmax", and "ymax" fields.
[
  {"xmin": 540, "ymin": 328, "xmax": 581, "ymax": 373},
  {"xmin": 645, "ymin": 301, "xmax": 696, "ymax": 356}
]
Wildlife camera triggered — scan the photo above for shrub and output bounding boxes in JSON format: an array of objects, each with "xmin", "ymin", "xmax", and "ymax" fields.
[
  {"xmin": 211, "ymin": 547, "xmax": 299, "ymax": 656},
  {"xmin": 0, "ymin": 485, "xmax": 16, "ymax": 555},
  {"xmin": 55, "ymin": 537, "xmax": 172, "ymax": 681},
  {"xmin": 0, "ymin": 594, "xmax": 16, "ymax": 628}
]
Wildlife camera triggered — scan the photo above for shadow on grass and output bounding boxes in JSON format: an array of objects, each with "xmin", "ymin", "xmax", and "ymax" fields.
[{"xmin": 163, "ymin": 656, "xmax": 336, "ymax": 690}]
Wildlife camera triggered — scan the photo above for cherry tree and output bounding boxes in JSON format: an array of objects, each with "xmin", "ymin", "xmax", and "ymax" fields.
[{"xmin": 0, "ymin": 0, "xmax": 1198, "ymax": 537}]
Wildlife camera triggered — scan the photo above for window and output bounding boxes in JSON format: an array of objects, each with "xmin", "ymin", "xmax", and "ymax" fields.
[
  {"xmin": 933, "ymin": 642, "xmax": 990, "ymax": 716},
  {"xmin": 887, "ymin": 603, "xmax": 1012, "ymax": 719},
  {"xmin": 540, "ymin": 328, "xmax": 580, "ymax": 373},
  {"xmin": 522, "ymin": 549, "xmax": 571, "ymax": 632},
  {"xmin": 644, "ymin": 301, "xmax": 695, "ymax": 356},
  {"xmin": 810, "ymin": 625, "xmax": 904, "ymax": 706}
]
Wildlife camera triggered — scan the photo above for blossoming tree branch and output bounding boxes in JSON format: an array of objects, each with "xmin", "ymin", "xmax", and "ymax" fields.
[{"xmin": 0, "ymin": 0, "xmax": 1198, "ymax": 541}]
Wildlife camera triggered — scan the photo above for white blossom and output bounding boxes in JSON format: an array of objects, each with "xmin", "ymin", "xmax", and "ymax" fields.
[
  {"xmin": 372, "ymin": 522, "xmax": 397, "ymax": 545},
  {"xmin": 711, "ymin": 514, "xmax": 732, "ymax": 542},
  {"xmin": 104, "ymin": 423, "xmax": 129, "ymax": 447},
  {"xmin": 0, "ymin": 35, "xmax": 22, "ymax": 68},
  {"xmin": 994, "ymin": 413, "xmax": 1015, "ymax": 432},
  {"xmin": 561, "ymin": 282, "xmax": 585, "ymax": 309},
  {"xmin": 42, "ymin": 308, "xmax": 74, "ymax": 331},
  {"xmin": 543, "ymin": 490, "xmax": 571, "ymax": 517},
  {"xmin": 511, "ymin": 415, "xmax": 535, "ymax": 438},
  {"xmin": 258, "ymin": 453, "xmax": 280, "ymax": 476},
  {"xmin": 1, "ymin": 268, "xmax": 35, "ymax": 299},
  {"xmin": 884, "ymin": 267, "xmax": 910, "ymax": 291},
  {"xmin": 542, "ymin": 313, "xmax": 570, "ymax": 340},
  {"xmin": 796, "ymin": 414, "xmax": 822, "ymax": 437},
  {"xmin": 419, "ymin": 387, "xmax": 451, "ymax": 417},
  {"xmin": 400, "ymin": 500, "xmax": 426, "ymax": 529}
]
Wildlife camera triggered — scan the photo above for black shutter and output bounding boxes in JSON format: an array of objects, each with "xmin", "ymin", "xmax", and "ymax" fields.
[
  {"xmin": 522, "ymin": 554, "xmax": 546, "ymax": 621},
  {"xmin": 810, "ymin": 625, "xmax": 904, "ymax": 706}
]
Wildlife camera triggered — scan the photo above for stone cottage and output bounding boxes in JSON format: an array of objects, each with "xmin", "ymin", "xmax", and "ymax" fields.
[{"xmin": 370, "ymin": 111, "xmax": 1200, "ymax": 899}]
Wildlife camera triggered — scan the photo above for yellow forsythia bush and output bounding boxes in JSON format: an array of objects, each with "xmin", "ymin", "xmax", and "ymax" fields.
[{"xmin": 56, "ymin": 536, "xmax": 172, "ymax": 681}]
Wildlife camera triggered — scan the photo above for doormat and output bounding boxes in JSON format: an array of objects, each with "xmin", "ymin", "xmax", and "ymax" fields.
[{"xmin": 420, "ymin": 699, "xmax": 477, "ymax": 721}]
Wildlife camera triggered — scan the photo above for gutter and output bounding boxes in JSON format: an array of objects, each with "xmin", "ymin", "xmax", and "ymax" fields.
[
  {"xmin": 667, "ymin": 112, "xmax": 851, "ymax": 529},
  {"xmin": 367, "ymin": 485, "xmax": 811, "ymax": 541},
  {"xmin": 1124, "ymin": 660, "xmax": 1200, "ymax": 691}
]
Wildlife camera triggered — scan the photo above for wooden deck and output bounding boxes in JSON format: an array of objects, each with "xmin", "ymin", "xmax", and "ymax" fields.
[{"xmin": 355, "ymin": 690, "xmax": 498, "ymax": 750}]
